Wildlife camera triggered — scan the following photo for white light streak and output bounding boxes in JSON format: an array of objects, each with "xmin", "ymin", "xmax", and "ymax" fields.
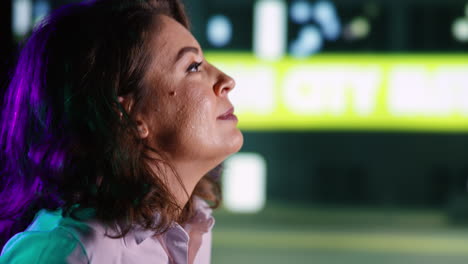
[
  {"xmin": 223, "ymin": 153, "xmax": 267, "ymax": 213},
  {"xmin": 13, "ymin": 0, "xmax": 32, "ymax": 37},
  {"xmin": 253, "ymin": 0, "xmax": 287, "ymax": 61}
]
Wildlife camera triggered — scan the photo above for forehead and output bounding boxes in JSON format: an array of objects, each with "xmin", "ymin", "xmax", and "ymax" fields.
[{"xmin": 151, "ymin": 15, "xmax": 200, "ymax": 61}]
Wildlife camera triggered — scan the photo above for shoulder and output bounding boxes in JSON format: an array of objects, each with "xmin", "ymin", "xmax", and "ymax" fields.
[
  {"xmin": 0, "ymin": 228, "xmax": 88, "ymax": 264},
  {"xmin": 0, "ymin": 208, "xmax": 124, "ymax": 264},
  {"xmin": 57, "ymin": 210, "xmax": 127, "ymax": 262}
]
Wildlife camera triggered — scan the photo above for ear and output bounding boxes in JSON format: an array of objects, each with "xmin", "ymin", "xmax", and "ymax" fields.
[{"xmin": 117, "ymin": 95, "xmax": 149, "ymax": 139}]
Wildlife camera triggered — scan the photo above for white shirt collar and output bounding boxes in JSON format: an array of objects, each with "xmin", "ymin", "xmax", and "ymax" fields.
[{"xmin": 130, "ymin": 196, "xmax": 215, "ymax": 246}]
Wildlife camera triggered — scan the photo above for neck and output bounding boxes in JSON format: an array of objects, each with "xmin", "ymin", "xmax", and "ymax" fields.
[{"xmin": 151, "ymin": 158, "xmax": 216, "ymax": 209}]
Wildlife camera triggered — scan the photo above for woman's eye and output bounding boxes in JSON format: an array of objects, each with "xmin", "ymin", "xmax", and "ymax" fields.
[{"xmin": 187, "ymin": 61, "xmax": 202, "ymax": 73}]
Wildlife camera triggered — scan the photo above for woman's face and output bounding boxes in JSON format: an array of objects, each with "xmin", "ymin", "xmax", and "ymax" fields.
[{"xmin": 141, "ymin": 15, "xmax": 243, "ymax": 166}]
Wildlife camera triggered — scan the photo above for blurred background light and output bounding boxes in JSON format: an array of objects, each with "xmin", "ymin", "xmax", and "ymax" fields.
[
  {"xmin": 207, "ymin": 54, "xmax": 468, "ymax": 131},
  {"xmin": 13, "ymin": 0, "xmax": 32, "ymax": 37},
  {"xmin": 219, "ymin": 65, "xmax": 276, "ymax": 115},
  {"xmin": 290, "ymin": 25, "xmax": 323, "ymax": 57},
  {"xmin": 310, "ymin": 0, "xmax": 341, "ymax": 41},
  {"xmin": 223, "ymin": 153, "xmax": 266, "ymax": 213},
  {"xmin": 206, "ymin": 14, "xmax": 233, "ymax": 47},
  {"xmin": 452, "ymin": 17, "xmax": 468, "ymax": 43},
  {"xmin": 253, "ymin": 0, "xmax": 287, "ymax": 60},
  {"xmin": 33, "ymin": 0, "xmax": 50, "ymax": 26},
  {"xmin": 344, "ymin": 16, "xmax": 371, "ymax": 41},
  {"xmin": 290, "ymin": 0, "xmax": 312, "ymax": 24},
  {"xmin": 311, "ymin": 1, "xmax": 336, "ymax": 24}
]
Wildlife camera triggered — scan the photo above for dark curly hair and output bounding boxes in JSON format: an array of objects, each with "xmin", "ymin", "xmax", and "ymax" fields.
[{"xmin": 0, "ymin": 0, "xmax": 221, "ymax": 249}]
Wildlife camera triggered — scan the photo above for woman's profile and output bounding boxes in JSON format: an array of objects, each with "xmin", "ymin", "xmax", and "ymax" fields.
[{"xmin": 0, "ymin": 0, "xmax": 243, "ymax": 263}]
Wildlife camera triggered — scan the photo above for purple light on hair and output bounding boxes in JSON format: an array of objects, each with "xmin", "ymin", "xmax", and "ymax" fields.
[{"xmin": 1, "ymin": 7, "xmax": 65, "ymax": 249}]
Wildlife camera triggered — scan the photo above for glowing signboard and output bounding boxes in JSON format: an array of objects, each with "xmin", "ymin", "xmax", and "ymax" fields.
[{"xmin": 206, "ymin": 53, "xmax": 468, "ymax": 132}]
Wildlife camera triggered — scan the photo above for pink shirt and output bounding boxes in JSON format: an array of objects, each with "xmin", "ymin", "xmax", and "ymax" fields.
[{"xmin": 0, "ymin": 197, "xmax": 214, "ymax": 264}]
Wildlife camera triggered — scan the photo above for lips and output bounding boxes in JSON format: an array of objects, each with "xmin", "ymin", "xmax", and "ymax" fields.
[{"xmin": 217, "ymin": 107, "xmax": 238, "ymax": 121}]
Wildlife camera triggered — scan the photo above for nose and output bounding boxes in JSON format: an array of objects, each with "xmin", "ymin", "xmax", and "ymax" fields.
[{"xmin": 213, "ymin": 70, "xmax": 235, "ymax": 96}]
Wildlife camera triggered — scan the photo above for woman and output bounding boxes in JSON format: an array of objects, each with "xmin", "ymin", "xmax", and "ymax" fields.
[{"xmin": 0, "ymin": 0, "xmax": 243, "ymax": 263}]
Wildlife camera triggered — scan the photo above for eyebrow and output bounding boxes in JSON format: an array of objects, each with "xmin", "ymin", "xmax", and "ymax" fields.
[{"xmin": 175, "ymin": 46, "xmax": 200, "ymax": 63}]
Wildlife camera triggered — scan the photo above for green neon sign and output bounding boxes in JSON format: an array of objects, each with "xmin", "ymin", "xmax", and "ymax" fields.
[{"xmin": 206, "ymin": 53, "xmax": 468, "ymax": 132}]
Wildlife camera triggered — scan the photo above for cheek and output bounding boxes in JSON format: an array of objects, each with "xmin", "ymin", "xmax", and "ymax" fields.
[
  {"xmin": 149, "ymin": 77, "xmax": 219, "ymax": 150},
  {"xmin": 183, "ymin": 93, "xmax": 215, "ymax": 135},
  {"xmin": 156, "ymin": 86, "xmax": 211, "ymax": 133}
]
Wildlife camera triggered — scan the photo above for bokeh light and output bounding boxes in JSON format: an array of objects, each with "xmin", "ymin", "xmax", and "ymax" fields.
[
  {"xmin": 290, "ymin": 0, "xmax": 312, "ymax": 24},
  {"xmin": 345, "ymin": 16, "xmax": 371, "ymax": 41},
  {"xmin": 452, "ymin": 17, "xmax": 468, "ymax": 43},
  {"xmin": 311, "ymin": 0, "xmax": 341, "ymax": 40},
  {"xmin": 290, "ymin": 25, "xmax": 323, "ymax": 57},
  {"xmin": 206, "ymin": 15, "xmax": 233, "ymax": 47}
]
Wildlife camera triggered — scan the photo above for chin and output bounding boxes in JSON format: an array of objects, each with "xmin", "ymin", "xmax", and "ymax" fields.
[
  {"xmin": 227, "ymin": 129, "xmax": 244, "ymax": 154},
  {"xmin": 234, "ymin": 131, "xmax": 244, "ymax": 152},
  {"xmin": 210, "ymin": 131, "xmax": 243, "ymax": 162}
]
